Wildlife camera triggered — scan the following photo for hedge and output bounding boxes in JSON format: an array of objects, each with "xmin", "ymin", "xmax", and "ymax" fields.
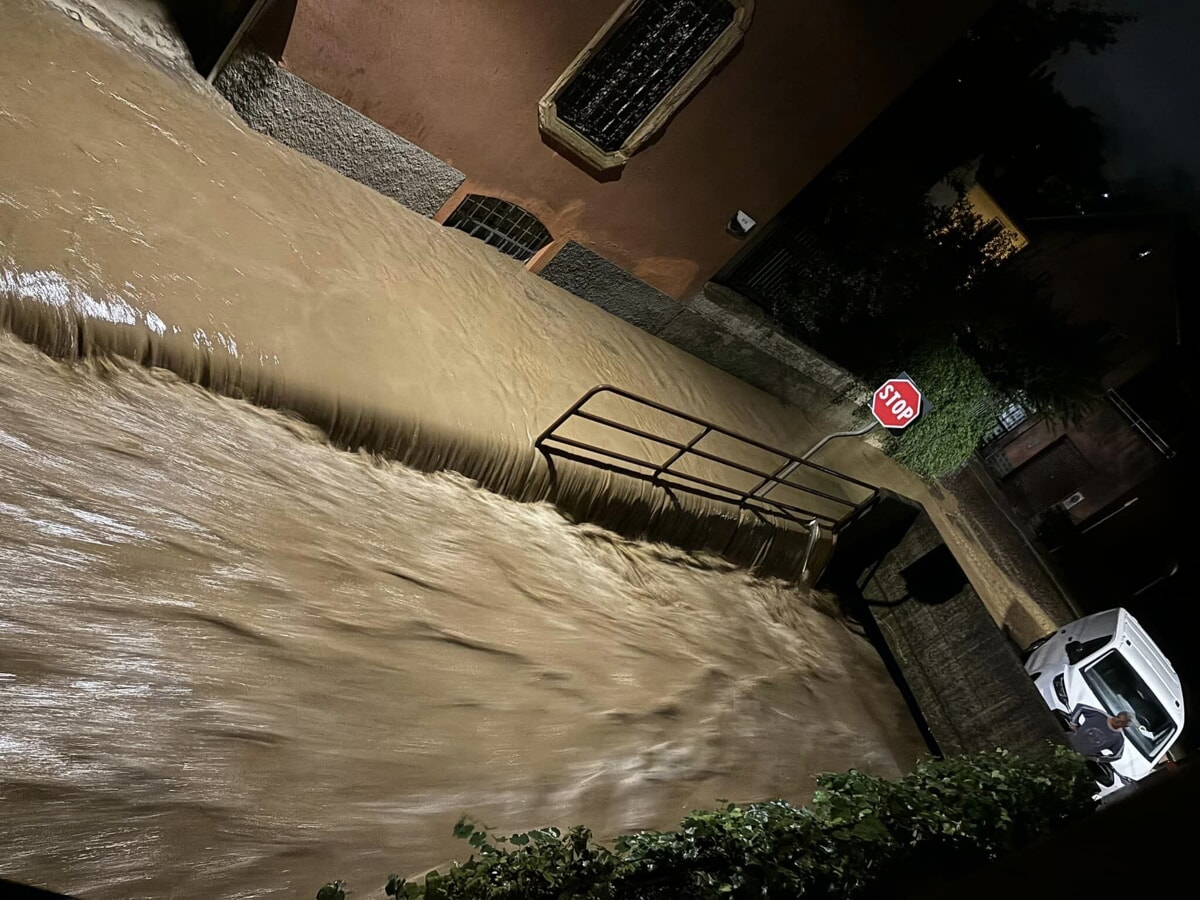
[{"xmin": 318, "ymin": 746, "xmax": 1094, "ymax": 899}]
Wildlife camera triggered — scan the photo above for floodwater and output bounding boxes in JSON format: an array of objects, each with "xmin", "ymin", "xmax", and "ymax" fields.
[
  {"xmin": 0, "ymin": 335, "xmax": 924, "ymax": 897},
  {"xmin": 1, "ymin": 2, "xmax": 924, "ymax": 896},
  {"xmin": 0, "ymin": 0, "xmax": 876, "ymax": 580}
]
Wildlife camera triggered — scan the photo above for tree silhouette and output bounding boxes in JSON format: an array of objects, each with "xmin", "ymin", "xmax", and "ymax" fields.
[{"xmin": 750, "ymin": 0, "xmax": 1130, "ymax": 432}]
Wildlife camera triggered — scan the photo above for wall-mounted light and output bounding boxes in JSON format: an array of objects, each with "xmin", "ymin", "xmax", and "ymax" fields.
[{"xmin": 726, "ymin": 209, "xmax": 756, "ymax": 238}]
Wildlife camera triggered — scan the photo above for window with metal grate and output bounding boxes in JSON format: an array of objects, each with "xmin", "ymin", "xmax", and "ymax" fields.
[
  {"xmin": 556, "ymin": 0, "xmax": 736, "ymax": 153},
  {"xmin": 979, "ymin": 400, "xmax": 1032, "ymax": 448},
  {"xmin": 444, "ymin": 195, "xmax": 552, "ymax": 263},
  {"xmin": 540, "ymin": 0, "xmax": 751, "ymax": 170}
]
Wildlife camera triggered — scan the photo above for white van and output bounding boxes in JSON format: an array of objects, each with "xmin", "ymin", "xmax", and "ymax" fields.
[{"xmin": 1023, "ymin": 608, "xmax": 1185, "ymax": 799}]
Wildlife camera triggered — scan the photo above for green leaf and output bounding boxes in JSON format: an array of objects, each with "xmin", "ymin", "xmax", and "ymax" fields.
[{"xmin": 452, "ymin": 819, "xmax": 475, "ymax": 841}]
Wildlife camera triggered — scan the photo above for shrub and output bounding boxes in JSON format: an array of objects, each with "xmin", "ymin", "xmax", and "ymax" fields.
[
  {"xmin": 886, "ymin": 341, "xmax": 1002, "ymax": 479},
  {"xmin": 319, "ymin": 747, "xmax": 1094, "ymax": 899}
]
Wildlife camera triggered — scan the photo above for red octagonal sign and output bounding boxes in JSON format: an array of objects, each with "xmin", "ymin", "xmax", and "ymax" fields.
[{"xmin": 871, "ymin": 377, "xmax": 923, "ymax": 431}]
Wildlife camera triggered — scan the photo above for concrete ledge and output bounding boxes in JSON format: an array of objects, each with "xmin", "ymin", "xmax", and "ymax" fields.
[
  {"xmin": 537, "ymin": 247, "xmax": 873, "ymax": 436},
  {"xmin": 215, "ymin": 48, "xmax": 465, "ymax": 217},
  {"xmin": 536, "ymin": 241, "xmax": 684, "ymax": 334},
  {"xmin": 659, "ymin": 283, "xmax": 874, "ymax": 434},
  {"xmin": 688, "ymin": 283, "xmax": 867, "ymax": 402},
  {"xmin": 821, "ymin": 491, "xmax": 1065, "ymax": 757}
]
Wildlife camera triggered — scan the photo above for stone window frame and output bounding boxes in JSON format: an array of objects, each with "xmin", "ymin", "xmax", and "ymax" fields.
[{"xmin": 538, "ymin": 0, "xmax": 755, "ymax": 172}]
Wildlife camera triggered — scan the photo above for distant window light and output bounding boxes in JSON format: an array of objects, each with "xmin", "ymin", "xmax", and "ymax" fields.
[
  {"xmin": 444, "ymin": 195, "xmax": 552, "ymax": 263},
  {"xmin": 979, "ymin": 400, "xmax": 1031, "ymax": 448},
  {"xmin": 998, "ymin": 403, "xmax": 1026, "ymax": 430},
  {"xmin": 539, "ymin": 0, "xmax": 754, "ymax": 171}
]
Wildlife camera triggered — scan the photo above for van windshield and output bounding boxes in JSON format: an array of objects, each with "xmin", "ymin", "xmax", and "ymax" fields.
[{"xmin": 1083, "ymin": 651, "xmax": 1176, "ymax": 760}]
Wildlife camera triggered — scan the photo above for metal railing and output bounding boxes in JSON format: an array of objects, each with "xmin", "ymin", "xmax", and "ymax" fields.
[
  {"xmin": 534, "ymin": 385, "xmax": 879, "ymax": 532},
  {"xmin": 1107, "ymin": 388, "xmax": 1176, "ymax": 459}
]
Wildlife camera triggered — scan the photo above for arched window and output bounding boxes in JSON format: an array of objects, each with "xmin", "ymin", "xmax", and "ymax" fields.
[
  {"xmin": 539, "ymin": 0, "xmax": 754, "ymax": 171},
  {"xmin": 444, "ymin": 195, "xmax": 553, "ymax": 262}
]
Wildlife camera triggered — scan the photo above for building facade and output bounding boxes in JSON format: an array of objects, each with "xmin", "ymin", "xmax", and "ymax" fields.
[
  {"xmin": 977, "ymin": 214, "xmax": 1187, "ymax": 535},
  {"xmin": 225, "ymin": 0, "xmax": 993, "ymax": 306}
]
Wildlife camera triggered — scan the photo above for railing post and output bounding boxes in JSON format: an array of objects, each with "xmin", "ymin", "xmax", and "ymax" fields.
[{"xmin": 800, "ymin": 518, "xmax": 821, "ymax": 581}]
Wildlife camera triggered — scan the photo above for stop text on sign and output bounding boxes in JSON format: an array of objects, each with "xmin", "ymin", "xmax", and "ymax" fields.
[
  {"xmin": 871, "ymin": 377, "xmax": 924, "ymax": 431},
  {"xmin": 876, "ymin": 383, "xmax": 917, "ymax": 424}
]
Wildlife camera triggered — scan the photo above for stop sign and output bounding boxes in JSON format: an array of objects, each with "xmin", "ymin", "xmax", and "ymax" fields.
[{"xmin": 871, "ymin": 377, "xmax": 923, "ymax": 431}]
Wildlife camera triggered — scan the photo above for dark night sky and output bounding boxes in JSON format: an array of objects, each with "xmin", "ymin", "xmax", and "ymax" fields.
[{"xmin": 1054, "ymin": 0, "xmax": 1200, "ymax": 211}]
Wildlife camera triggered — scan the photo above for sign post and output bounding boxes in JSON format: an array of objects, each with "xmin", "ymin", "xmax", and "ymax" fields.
[
  {"xmin": 752, "ymin": 373, "xmax": 925, "ymax": 578},
  {"xmin": 753, "ymin": 373, "xmax": 927, "ymax": 500},
  {"xmin": 800, "ymin": 373, "xmax": 926, "ymax": 465}
]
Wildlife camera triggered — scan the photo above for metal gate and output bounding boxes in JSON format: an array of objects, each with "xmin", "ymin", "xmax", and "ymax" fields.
[
  {"xmin": 1004, "ymin": 436, "xmax": 1091, "ymax": 514},
  {"xmin": 716, "ymin": 220, "xmax": 822, "ymax": 312}
]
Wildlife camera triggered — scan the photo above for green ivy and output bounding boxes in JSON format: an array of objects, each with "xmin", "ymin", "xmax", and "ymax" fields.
[
  {"xmin": 318, "ymin": 747, "xmax": 1094, "ymax": 899},
  {"xmin": 886, "ymin": 340, "xmax": 1003, "ymax": 479}
]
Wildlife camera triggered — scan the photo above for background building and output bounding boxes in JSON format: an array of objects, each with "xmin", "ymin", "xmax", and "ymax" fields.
[
  {"xmin": 979, "ymin": 213, "xmax": 1187, "ymax": 535},
  {"xmin": 255, "ymin": 0, "xmax": 994, "ymax": 300}
]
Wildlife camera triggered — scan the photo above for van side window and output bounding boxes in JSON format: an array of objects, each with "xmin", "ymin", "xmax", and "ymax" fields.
[{"xmin": 1083, "ymin": 651, "xmax": 1176, "ymax": 760}]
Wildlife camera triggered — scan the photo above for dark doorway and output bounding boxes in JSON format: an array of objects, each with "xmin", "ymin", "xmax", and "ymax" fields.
[{"xmin": 1003, "ymin": 436, "xmax": 1090, "ymax": 515}]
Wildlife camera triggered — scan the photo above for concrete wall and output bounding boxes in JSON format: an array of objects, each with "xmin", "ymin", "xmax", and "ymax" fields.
[
  {"xmin": 992, "ymin": 405, "xmax": 1161, "ymax": 524},
  {"xmin": 213, "ymin": 42, "xmax": 874, "ymax": 466},
  {"xmin": 537, "ymin": 240, "xmax": 684, "ymax": 334},
  {"xmin": 215, "ymin": 48, "xmax": 464, "ymax": 217},
  {"xmin": 278, "ymin": 0, "xmax": 994, "ymax": 300},
  {"xmin": 981, "ymin": 217, "xmax": 1182, "ymax": 525},
  {"xmin": 537, "ymin": 247, "xmax": 870, "ymax": 435},
  {"xmin": 663, "ymin": 284, "xmax": 869, "ymax": 426},
  {"xmin": 820, "ymin": 491, "xmax": 1064, "ymax": 757}
]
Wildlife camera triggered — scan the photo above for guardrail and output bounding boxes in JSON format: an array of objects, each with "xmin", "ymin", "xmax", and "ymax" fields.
[
  {"xmin": 1107, "ymin": 388, "xmax": 1176, "ymax": 459},
  {"xmin": 534, "ymin": 385, "xmax": 879, "ymax": 532}
]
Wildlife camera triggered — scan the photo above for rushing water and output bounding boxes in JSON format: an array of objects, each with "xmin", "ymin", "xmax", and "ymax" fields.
[
  {"xmin": 0, "ymin": 3, "xmax": 925, "ymax": 895},
  {"xmin": 0, "ymin": 335, "xmax": 925, "ymax": 897}
]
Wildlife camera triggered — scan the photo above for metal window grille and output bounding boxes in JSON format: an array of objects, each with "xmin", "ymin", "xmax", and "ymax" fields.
[
  {"xmin": 444, "ymin": 195, "xmax": 552, "ymax": 262},
  {"xmin": 717, "ymin": 221, "xmax": 825, "ymax": 320},
  {"xmin": 556, "ymin": 0, "xmax": 736, "ymax": 152},
  {"xmin": 998, "ymin": 401, "xmax": 1028, "ymax": 431},
  {"xmin": 979, "ymin": 400, "xmax": 1030, "ymax": 448}
]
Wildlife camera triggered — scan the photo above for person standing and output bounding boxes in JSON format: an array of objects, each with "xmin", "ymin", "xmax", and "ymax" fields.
[{"xmin": 1067, "ymin": 705, "xmax": 1133, "ymax": 759}]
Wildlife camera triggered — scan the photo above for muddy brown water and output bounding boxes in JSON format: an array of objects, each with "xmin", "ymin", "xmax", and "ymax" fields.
[
  {"xmin": 0, "ymin": 0, "xmax": 877, "ymax": 579},
  {"xmin": 0, "ymin": 336, "xmax": 924, "ymax": 897},
  {"xmin": 1, "ymin": 2, "xmax": 924, "ymax": 896}
]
